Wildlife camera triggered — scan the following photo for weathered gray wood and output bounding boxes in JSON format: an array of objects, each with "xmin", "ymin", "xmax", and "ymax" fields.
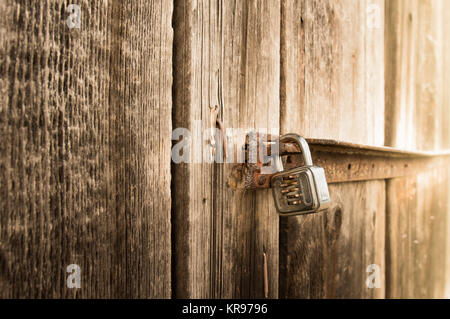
[
  {"xmin": 281, "ymin": 0, "xmax": 384, "ymax": 145},
  {"xmin": 0, "ymin": 0, "xmax": 172, "ymax": 298},
  {"xmin": 280, "ymin": 0, "xmax": 386, "ymax": 298},
  {"xmin": 173, "ymin": 0, "xmax": 280, "ymax": 298},
  {"xmin": 281, "ymin": 181, "xmax": 385, "ymax": 298}
]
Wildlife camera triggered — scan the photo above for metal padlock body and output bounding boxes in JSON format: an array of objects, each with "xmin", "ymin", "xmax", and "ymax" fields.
[{"xmin": 271, "ymin": 134, "xmax": 331, "ymax": 216}]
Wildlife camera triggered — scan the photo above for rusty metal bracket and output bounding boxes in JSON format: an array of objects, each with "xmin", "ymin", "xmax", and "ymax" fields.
[
  {"xmin": 242, "ymin": 133, "xmax": 281, "ymax": 189},
  {"xmin": 236, "ymin": 134, "xmax": 450, "ymax": 190}
]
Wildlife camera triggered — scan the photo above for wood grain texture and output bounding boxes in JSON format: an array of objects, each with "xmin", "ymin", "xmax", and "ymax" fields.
[
  {"xmin": 384, "ymin": 0, "xmax": 450, "ymax": 299},
  {"xmin": 280, "ymin": 0, "xmax": 386, "ymax": 298},
  {"xmin": 0, "ymin": 0, "xmax": 172, "ymax": 298},
  {"xmin": 444, "ymin": 0, "xmax": 450, "ymax": 156},
  {"xmin": 386, "ymin": 168, "xmax": 449, "ymax": 298},
  {"xmin": 172, "ymin": 0, "xmax": 280, "ymax": 298},
  {"xmin": 385, "ymin": 0, "xmax": 450, "ymax": 150},
  {"xmin": 280, "ymin": 181, "xmax": 385, "ymax": 298},
  {"xmin": 281, "ymin": 0, "xmax": 384, "ymax": 145}
]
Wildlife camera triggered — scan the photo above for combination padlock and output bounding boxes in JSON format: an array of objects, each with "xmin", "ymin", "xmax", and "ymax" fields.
[{"xmin": 271, "ymin": 134, "xmax": 331, "ymax": 216}]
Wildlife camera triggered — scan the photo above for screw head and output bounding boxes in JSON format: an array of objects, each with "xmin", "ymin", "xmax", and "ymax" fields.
[{"xmin": 258, "ymin": 175, "xmax": 267, "ymax": 185}]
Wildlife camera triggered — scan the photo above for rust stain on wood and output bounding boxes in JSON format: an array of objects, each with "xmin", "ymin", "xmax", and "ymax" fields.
[
  {"xmin": 263, "ymin": 252, "xmax": 268, "ymax": 298},
  {"xmin": 230, "ymin": 136, "xmax": 450, "ymax": 189}
]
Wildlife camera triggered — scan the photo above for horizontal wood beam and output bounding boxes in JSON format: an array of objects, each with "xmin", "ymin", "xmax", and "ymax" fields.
[
  {"xmin": 233, "ymin": 138, "xmax": 450, "ymax": 189},
  {"xmin": 301, "ymin": 139, "xmax": 450, "ymax": 184}
]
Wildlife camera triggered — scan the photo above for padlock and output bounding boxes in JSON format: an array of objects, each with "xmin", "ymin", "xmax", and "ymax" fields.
[{"xmin": 271, "ymin": 134, "xmax": 331, "ymax": 216}]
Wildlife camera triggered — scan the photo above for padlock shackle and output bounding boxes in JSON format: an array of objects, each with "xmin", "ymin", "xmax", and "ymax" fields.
[{"xmin": 280, "ymin": 134, "xmax": 313, "ymax": 166}]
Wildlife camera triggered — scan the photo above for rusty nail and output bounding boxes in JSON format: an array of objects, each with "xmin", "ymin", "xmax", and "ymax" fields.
[
  {"xmin": 263, "ymin": 252, "xmax": 268, "ymax": 298},
  {"xmin": 258, "ymin": 175, "xmax": 267, "ymax": 185},
  {"xmin": 216, "ymin": 117, "xmax": 227, "ymax": 160}
]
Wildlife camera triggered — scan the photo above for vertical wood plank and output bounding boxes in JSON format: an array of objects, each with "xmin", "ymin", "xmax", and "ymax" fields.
[
  {"xmin": 446, "ymin": 166, "xmax": 450, "ymax": 299},
  {"xmin": 280, "ymin": 0, "xmax": 386, "ymax": 298},
  {"xmin": 281, "ymin": 181, "xmax": 386, "ymax": 299},
  {"xmin": 384, "ymin": 0, "xmax": 417, "ymax": 149},
  {"xmin": 385, "ymin": 0, "xmax": 450, "ymax": 298},
  {"xmin": 443, "ymin": 0, "xmax": 450, "ymax": 154},
  {"xmin": 173, "ymin": 0, "xmax": 280, "ymax": 298},
  {"xmin": 0, "ymin": 0, "xmax": 172, "ymax": 298},
  {"xmin": 386, "ymin": 168, "xmax": 449, "ymax": 298},
  {"xmin": 385, "ymin": 0, "xmax": 449, "ymax": 150},
  {"xmin": 446, "ymin": 2, "xmax": 450, "ymax": 294},
  {"xmin": 281, "ymin": 0, "xmax": 384, "ymax": 145}
]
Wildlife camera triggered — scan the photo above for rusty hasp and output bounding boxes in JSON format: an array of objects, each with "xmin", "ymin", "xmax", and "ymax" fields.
[
  {"xmin": 239, "ymin": 135, "xmax": 450, "ymax": 190},
  {"xmin": 241, "ymin": 132, "xmax": 282, "ymax": 189},
  {"xmin": 240, "ymin": 132, "xmax": 307, "ymax": 189}
]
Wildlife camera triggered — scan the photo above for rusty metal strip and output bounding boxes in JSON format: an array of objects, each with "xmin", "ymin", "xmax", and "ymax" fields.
[
  {"xmin": 292, "ymin": 138, "xmax": 450, "ymax": 158},
  {"xmin": 235, "ymin": 136, "xmax": 450, "ymax": 189},
  {"xmin": 290, "ymin": 139, "xmax": 450, "ymax": 184}
]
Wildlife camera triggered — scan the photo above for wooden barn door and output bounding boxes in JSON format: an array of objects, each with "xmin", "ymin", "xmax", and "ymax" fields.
[
  {"xmin": 171, "ymin": 0, "xmax": 390, "ymax": 299},
  {"xmin": 385, "ymin": 0, "xmax": 450, "ymax": 298},
  {"xmin": 279, "ymin": 0, "xmax": 386, "ymax": 298},
  {"xmin": 1, "ymin": 0, "xmax": 449, "ymax": 299},
  {"xmin": 279, "ymin": 0, "xmax": 450, "ymax": 299}
]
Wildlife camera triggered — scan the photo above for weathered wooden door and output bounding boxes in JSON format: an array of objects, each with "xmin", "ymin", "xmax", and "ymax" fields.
[
  {"xmin": 279, "ymin": 0, "xmax": 386, "ymax": 298},
  {"xmin": 1, "ymin": 0, "xmax": 449, "ymax": 298},
  {"xmin": 280, "ymin": 0, "xmax": 450, "ymax": 299}
]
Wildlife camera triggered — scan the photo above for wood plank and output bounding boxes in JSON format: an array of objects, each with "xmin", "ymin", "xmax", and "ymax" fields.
[
  {"xmin": 280, "ymin": 181, "xmax": 385, "ymax": 298},
  {"xmin": 280, "ymin": 0, "xmax": 386, "ymax": 298},
  {"xmin": 446, "ymin": 1, "xmax": 450, "ymax": 293},
  {"xmin": 444, "ymin": 0, "xmax": 450, "ymax": 157},
  {"xmin": 386, "ymin": 168, "xmax": 449, "ymax": 298},
  {"xmin": 238, "ymin": 137, "xmax": 450, "ymax": 188},
  {"xmin": 0, "ymin": 0, "xmax": 172, "ymax": 298},
  {"xmin": 385, "ymin": 0, "xmax": 449, "ymax": 150},
  {"xmin": 384, "ymin": 0, "xmax": 450, "ymax": 299},
  {"xmin": 282, "ymin": 0, "xmax": 384, "ymax": 145},
  {"xmin": 172, "ymin": 0, "xmax": 280, "ymax": 298}
]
